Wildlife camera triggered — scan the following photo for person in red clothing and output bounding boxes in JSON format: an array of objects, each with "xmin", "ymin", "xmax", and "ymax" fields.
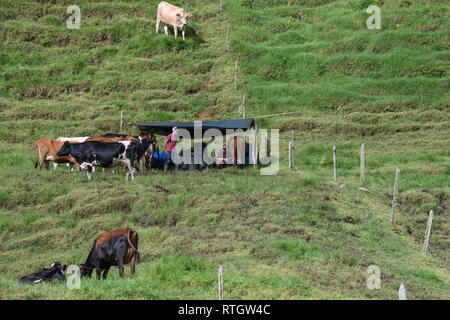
[{"xmin": 163, "ymin": 127, "xmax": 179, "ymax": 172}]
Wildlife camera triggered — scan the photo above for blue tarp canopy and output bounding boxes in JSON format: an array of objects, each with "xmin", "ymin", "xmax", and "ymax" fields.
[{"xmin": 130, "ymin": 118, "xmax": 255, "ymax": 136}]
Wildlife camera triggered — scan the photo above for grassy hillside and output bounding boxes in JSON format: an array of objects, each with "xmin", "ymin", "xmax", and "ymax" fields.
[{"xmin": 0, "ymin": 0, "xmax": 448, "ymax": 299}]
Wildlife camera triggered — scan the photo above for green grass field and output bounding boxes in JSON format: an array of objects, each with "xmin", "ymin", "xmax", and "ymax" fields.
[{"xmin": 0, "ymin": 0, "xmax": 448, "ymax": 299}]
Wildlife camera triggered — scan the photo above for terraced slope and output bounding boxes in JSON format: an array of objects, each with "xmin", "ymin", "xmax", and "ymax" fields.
[{"xmin": 0, "ymin": 0, "xmax": 448, "ymax": 299}]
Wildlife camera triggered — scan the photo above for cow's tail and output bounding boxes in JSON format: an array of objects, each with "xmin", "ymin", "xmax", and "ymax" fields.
[
  {"xmin": 127, "ymin": 229, "xmax": 140, "ymax": 263},
  {"xmin": 34, "ymin": 142, "xmax": 39, "ymax": 168}
]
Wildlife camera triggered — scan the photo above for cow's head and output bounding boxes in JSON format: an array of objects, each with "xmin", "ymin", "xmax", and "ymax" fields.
[
  {"xmin": 49, "ymin": 262, "xmax": 67, "ymax": 282},
  {"xmin": 176, "ymin": 9, "xmax": 192, "ymax": 29},
  {"xmin": 57, "ymin": 141, "xmax": 72, "ymax": 156}
]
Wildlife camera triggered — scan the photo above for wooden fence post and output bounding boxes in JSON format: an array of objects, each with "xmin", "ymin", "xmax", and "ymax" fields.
[
  {"xmin": 243, "ymin": 97, "xmax": 245, "ymax": 118},
  {"xmin": 333, "ymin": 145, "xmax": 337, "ymax": 182},
  {"xmin": 289, "ymin": 140, "xmax": 293, "ymax": 169},
  {"xmin": 360, "ymin": 144, "xmax": 365, "ymax": 187},
  {"xmin": 265, "ymin": 131, "xmax": 269, "ymax": 156},
  {"xmin": 226, "ymin": 23, "xmax": 230, "ymax": 51},
  {"xmin": 257, "ymin": 105, "xmax": 261, "ymax": 163},
  {"xmin": 399, "ymin": 283, "xmax": 406, "ymax": 300},
  {"xmin": 422, "ymin": 210, "xmax": 433, "ymax": 258},
  {"xmin": 253, "ymin": 126, "xmax": 257, "ymax": 167},
  {"xmin": 234, "ymin": 60, "xmax": 238, "ymax": 90},
  {"xmin": 291, "ymin": 130, "xmax": 294, "ymax": 169},
  {"xmin": 218, "ymin": 265, "xmax": 223, "ymax": 300},
  {"xmin": 390, "ymin": 169, "xmax": 400, "ymax": 224},
  {"xmin": 419, "ymin": 85, "xmax": 423, "ymax": 108},
  {"xmin": 120, "ymin": 111, "xmax": 124, "ymax": 134}
]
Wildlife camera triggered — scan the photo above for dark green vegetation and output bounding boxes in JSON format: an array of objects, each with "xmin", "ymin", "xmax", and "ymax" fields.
[{"xmin": 0, "ymin": 0, "xmax": 448, "ymax": 299}]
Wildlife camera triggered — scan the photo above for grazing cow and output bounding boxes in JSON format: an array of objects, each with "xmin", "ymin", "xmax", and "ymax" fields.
[
  {"xmin": 35, "ymin": 139, "xmax": 80, "ymax": 171},
  {"xmin": 227, "ymin": 136, "xmax": 249, "ymax": 166},
  {"xmin": 56, "ymin": 140, "xmax": 138, "ymax": 180},
  {"xmin": 80, "ymin": 228, "xmax": 140, "ymax": 280},
  {"xmin": 156, "ymin": 1, "xmax": 192, "ymax": 40},
  {"xmin": 19, "ymin": 262, "xmax": 67, "ymax": 284}
]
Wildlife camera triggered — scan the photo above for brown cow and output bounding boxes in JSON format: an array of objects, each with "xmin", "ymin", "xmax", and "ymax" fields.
[
  {"xmin": 80, "ymin": 228, "xmax": 140, "ymax": 280},
  {"xmin": 35, "ymin": 139, "xmax": 80, "ymax": 171},
  {"xmin": 156, "ymin": 1, "xmax": 192, "ymax": 40}
]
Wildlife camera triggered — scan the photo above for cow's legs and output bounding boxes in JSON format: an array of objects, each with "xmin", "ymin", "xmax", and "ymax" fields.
[
  {"xmin": 117, "ymin": 256, "xmax": 124, "ymax": 279},
  {"xmin": 182, "ymin": 27, "xmax": 186, "ymax": 41},
  {"xmin": 123, "ymin": 160, "xmax": 135, "ymax": 181},
  {"xmin": 53, "ymin": 163, "xmax": 58, "ymax": 170},
  {"xmin": 95, "ymin": 262, "xmax": 102, "ymax": 280},
  {"xmin": 87, "ymin": 166, "xmax": 93, "ymax": 180},
  {"xmin": 44, "ymin": 160, "xmax": 50, "ymax": 170},
  {"xmin": 102, "ymin": 265, "xmax": 110, "ymax": 280},
  {"xmin": 163, "ymin": 24, "xmax": 168, "ymax": 36},
  {"xmin": 173, "ymin": 25, "xmax": 178, "ymax": 39},
  {"xmin": 130, "ymin": 254, "xmax": 136, "ymax": 275},
  {"xmin": 37, "ymin": 158, "xmax": 44, "ymax": 169},
  {"xmin": 156, "ymin": 10, "xmax": 161, "ymax": 34}
]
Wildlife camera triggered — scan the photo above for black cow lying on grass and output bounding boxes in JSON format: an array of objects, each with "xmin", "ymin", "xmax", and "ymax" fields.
[{"xmin": 19, "ymin": 262, "xmax": 67, "ymax": 284}]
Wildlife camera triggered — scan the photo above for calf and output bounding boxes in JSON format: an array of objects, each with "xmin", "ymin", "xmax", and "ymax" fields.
[
  {"xmin": 80, "ymin": 228, "xmax": 140, "ymax": 280},
  {"xmin": 19, "ymin": 262, "xmax": 67, "ymax": 284},
  {"xmin": 56, "ymin": 140, "xmax": 138, "ymax": 180},
  {"xmin": 156, "ymin": 1, "xmax": 192, "ymax": 40},
  {"xmin": 35, "ymin": 139, "xmax": 80, "ymax": 171}
]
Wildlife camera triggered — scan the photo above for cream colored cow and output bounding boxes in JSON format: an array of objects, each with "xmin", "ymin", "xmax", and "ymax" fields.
[{"xmin": 156, "ymin": 1, "xmax": 192, "ymax": 40}]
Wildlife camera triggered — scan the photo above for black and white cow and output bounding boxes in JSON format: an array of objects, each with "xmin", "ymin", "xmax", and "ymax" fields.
[
  {"xmin": 57, "ymin": 140, "xmax": 138, "ymax": 180},
  {"xmin": 19, "ymin": 262, "xmax": 67, "ymax": 284},
  {"xmin": 102, "ymin": 133, "xmax": 152, "ymax": 171}
]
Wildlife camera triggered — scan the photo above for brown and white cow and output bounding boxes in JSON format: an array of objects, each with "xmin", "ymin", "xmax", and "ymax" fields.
[
  {"xmin": 156, "ymin": 1, "xmax": 192, "ymax": 40},
  {"xmin": 80, "ymin": 228, "xmax": 140, "ymax": 280},
  {"xmin": 35, "ymin": 139, "xmax": 80, "ymax": 171}
]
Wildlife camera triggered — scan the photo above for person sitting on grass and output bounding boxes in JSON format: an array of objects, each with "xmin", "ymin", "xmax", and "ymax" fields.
[
  {"xmin": 164, "ymin": 127, "xmax": 179, "ymax": 172},
  {"xmin": 215, "ymin": 144, "xmax": 228, "ymax": 168}
]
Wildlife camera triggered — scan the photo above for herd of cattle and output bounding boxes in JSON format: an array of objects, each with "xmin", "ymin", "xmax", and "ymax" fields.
[
  {"xmin": 35, "ymin": 132, "xmax": 156, "ymax": 180},
  {"xmin": 20, "ymin": 228, "xmax": 140, "ymax": 283}
]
